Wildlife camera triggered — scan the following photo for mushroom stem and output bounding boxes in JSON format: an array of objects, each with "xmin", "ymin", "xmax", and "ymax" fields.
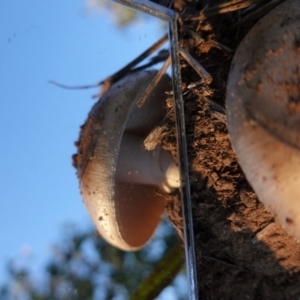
[{"xmin": 116, "ymin": 133, "xmax": 180, "ymax": 193}]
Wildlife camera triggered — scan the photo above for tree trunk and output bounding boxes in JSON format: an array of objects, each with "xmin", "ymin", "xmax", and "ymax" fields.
[{"xmin": 166, "ymin": 0, "xmax": 300, "ymax": 298}]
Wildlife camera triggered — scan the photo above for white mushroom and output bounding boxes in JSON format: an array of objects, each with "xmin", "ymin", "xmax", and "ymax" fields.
[
  {"xmin": 73, "ymin": 70, "xmax": 180, "ymax": 251},
  {"xmin": 226, "ymin": 0, "xmax": 300, "ymax": 238}
]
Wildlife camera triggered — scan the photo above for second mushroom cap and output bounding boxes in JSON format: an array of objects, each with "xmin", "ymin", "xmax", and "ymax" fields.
[{"xmin": 226, "ymin": 0, "xmax": 300, "ymax": 239}]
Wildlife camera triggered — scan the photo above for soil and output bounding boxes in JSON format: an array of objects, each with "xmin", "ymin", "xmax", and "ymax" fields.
[{"xmin": 162, "ymin": 0, "xmax": 300, "ymax": 299}]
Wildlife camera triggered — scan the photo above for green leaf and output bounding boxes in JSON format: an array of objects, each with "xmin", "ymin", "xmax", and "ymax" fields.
[{"xmin": 129, "ymin": 243, "xmax": 184, "ymax": 300}]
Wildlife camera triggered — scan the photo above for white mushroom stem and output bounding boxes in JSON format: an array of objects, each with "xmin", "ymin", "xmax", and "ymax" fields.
[{"xmin": 116, "ymin": 133, "xmax": 180, "ymax": 193}]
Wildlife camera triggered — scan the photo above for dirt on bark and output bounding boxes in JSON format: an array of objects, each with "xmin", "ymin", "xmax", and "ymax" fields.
[{"xmin": 161, "ymin": 0, "xmax": 300, "ymax": 299}]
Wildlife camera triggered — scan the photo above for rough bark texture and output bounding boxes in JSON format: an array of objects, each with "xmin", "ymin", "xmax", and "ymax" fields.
[{"xmin": 162, "ymin": 0, "xmax": 300, "ymax": 298}]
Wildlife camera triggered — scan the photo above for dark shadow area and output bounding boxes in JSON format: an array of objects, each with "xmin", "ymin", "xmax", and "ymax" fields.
[
  {"xmin": 184, "ymin": 87, "xmax": 300, "ymax": 299},
  {"xmin": 161, "ymin": 0, "xmax": 300, "ymax": 298},
  {"xmin": 192, "ymin": 172, "xmax": 300, "ymax": 299}
]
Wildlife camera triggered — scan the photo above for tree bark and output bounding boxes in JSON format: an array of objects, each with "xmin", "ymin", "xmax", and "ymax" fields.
[{"xmin": 166, "ymin": 0, "xmax": 300, "ymax": 298}]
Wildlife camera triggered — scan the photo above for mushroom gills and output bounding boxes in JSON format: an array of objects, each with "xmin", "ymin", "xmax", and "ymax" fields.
[{"xmin": 226, "ymin": 0, "xmax": 300, "ymax": 239}]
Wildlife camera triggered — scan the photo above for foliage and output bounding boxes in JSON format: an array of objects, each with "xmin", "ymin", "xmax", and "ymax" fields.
[
  {"xmin": 87, "ymin": 0, "xmax": 143, "ymax": 27},
  {"xmin": 129, "ymin": 244, "xmax": 184, "ymax": 300},
  {"xmin": 0, "ymin": 219, "xmax": 188, "ymax": 300}
]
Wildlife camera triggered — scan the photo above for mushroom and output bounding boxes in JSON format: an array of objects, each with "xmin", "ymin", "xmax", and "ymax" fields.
[
  {"xmin": 73, "ymin": 70, "xmax": 180, "ymax": 251},
  {"xmin": 226, "ymin": 0, "xmax": 300, "ymax": 239}
]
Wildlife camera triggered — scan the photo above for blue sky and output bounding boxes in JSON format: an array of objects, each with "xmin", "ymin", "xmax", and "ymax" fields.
[{"xmin": 0, "ymin": 0, "xmax": 167, "ymax": 283}]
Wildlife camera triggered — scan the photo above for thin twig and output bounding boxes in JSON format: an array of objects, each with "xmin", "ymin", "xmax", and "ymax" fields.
[
  {"xmin": 190, "ymin": 0, "xmax": 253, "ymax": 21},
  {"xmin": 205, "ymin": 0, "xmax": 252, "ymax": 13},
  {"xmin": 210, "ymin": 40, "xmax": 233, "ymax": 53},
  {"xmin": 136, "ymin": 55, "xmax": 171, "ymax": 107},
  {"xmin": 48, "ymin": 81, "xmax": 99, "ymax": 90},
  {"xmin": 187, "ymin": 80, "xmax": 204, "ymax": 89},
  {"xmin": 50, "ymin": 35, "xmax": 168, "ymax": 97},
  {"xmin": 201, "ymin": 255, "xmax": 236, "ymax": 267},
  {"xmin": 179, "ymin": 47, "xmax": 212, "ymax": 84},
  {"xmin": 100, "ymin": 34, "xmax": 168, "ymax": 95},
  {"xmin": 130, "ymin": 49, "xmax": 169, "ymax": 72},
  {"xmin": 231, "ymin": 0, "xmax": 284, "ymax": 29},
  {"xmin": 185, "ymin": 29, "xmax": 204, "ymax": 46}
]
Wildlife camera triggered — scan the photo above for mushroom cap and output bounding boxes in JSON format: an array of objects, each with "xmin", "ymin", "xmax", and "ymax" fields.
[
  {"xmin": 74, "ymin": 70, "xmax": 172, "ymax": 251},
  {"xmin": 226, "ymin": 0, "xmax": 300, "ymax": 238}
]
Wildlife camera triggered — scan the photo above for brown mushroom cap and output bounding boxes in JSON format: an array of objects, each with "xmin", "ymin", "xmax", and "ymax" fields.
[
  {"xmin": 226, "ymin": 0, "xmax": 300, "ymax": 238},
  {"xmin": 74, "ymin": 70, "xmax": 173, "ymax": 251}
]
